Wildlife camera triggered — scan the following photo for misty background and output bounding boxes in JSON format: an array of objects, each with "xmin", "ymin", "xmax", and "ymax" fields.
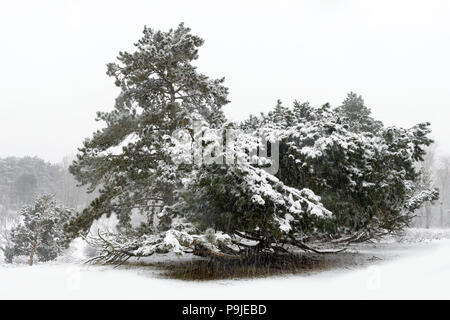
[{"xmin": 1, "ymin": 0, "xmax": 450, "ymax": 227}]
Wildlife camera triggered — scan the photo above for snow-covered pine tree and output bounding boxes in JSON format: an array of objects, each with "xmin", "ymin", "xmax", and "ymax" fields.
[
  {"xmin": 66, "ymin": 24, "xmax": 334, "ymax": 263},
  {"xmin": 2, "ymin": 194, "xmax": 74, "ymax": 264},
  {"xmin": 252, "ymin": 96, "xmax": 439, "ymax": 240},
  {"xmin": 335, "ymin": 92, "xmax": 383, "ymax": 134},
  {"xmin": 66, "ymin": 23, "xmax": 229, "ymax": 237}
]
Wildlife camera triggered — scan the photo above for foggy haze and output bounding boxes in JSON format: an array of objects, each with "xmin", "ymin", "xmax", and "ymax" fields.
[{"xmin": 1, "ymin": 0, "xmax": 450, "ymax": 163}]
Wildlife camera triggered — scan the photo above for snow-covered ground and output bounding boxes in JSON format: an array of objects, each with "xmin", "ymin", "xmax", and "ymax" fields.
[{"xmin": 1, "ymin": 228, "xmax": 450, "ymax": 299}]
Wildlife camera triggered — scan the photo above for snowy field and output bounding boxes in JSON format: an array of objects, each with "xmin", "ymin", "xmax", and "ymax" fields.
[{"xmin": 1, "ymin": 228, "xmax": 450, "ymax": 300}]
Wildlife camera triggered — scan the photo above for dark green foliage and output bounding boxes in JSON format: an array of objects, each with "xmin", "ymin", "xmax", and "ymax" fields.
[
  {"xmin": 335, "ymin": 92, "xmax": 383, "ymax": 134},
  {"xmin": 183, "ymin": 164, "xmax": 327, "ymax": 245},
  {"xmin": 255, "ymin": 96, "xmax": 439, "ymax": 238},
  {"xmin": 65, "ymin": 24, "xmax": 439, "ymax": 263},
  {"xmin": 0, "ymin": 156, "xmax": 97, "ymax": 215},
  {"xmin": 0, "ymin": 157, "xmax": 60, "ymax": 208},
  {"xmin": 67, "ymin": 23, "xmax": 230, "ymax": 239}
]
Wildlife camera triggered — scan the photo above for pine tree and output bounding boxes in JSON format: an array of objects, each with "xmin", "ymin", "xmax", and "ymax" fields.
[
  {"xmin": 3, "ymin": 194, "xmax": 74, "ymax": 264},
  {"xmin": 335, "ymin": 92, "xmax": 383, "ymax": 133},
  {"xmin": 259, "ymin": 97, "xmax": 438, "ymax": 239},
  {"xmin": 65, "ymin": 25, "xmax": 439, "ymax": 264}
]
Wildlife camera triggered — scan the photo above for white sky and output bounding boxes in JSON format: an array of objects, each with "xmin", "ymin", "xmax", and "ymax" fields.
[{"xmin": 0, "ymin": 0, "xmax": 449, "ymax": 163}]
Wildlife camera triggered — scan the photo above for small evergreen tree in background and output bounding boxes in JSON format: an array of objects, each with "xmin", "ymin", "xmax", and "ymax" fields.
[
  {"xmin": 67, "ymin": 23, "xmax": 229, "ymax": 238},
  {"xmin": 2, "ymin": 195, "xmax": 74, "ymax": 265}
]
